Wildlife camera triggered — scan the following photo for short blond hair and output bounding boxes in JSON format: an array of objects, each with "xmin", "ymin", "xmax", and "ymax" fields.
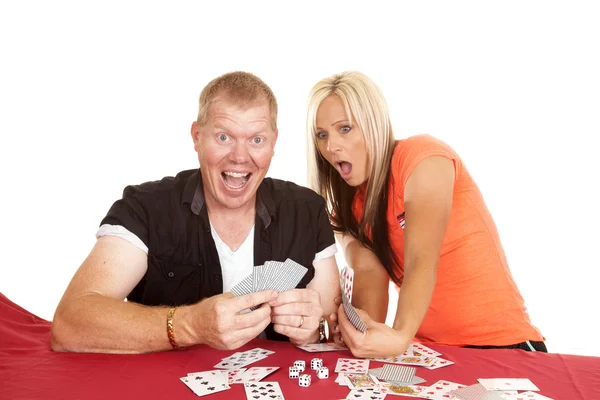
[{"xmin": 197, "ymin": 71, "xmax": 278, "ymax": 129}]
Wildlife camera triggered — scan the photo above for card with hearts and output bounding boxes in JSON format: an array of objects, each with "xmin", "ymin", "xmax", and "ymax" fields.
[{"xmin": 335, "ymin": 358, "xmax": 370, "ymax": 374}]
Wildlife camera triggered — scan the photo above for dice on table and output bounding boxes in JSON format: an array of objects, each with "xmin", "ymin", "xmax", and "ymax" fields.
[
  {"xmin": 310, "ymin": 357, "xmax": 323, "ymax": 370},
  {"xmin": 293, "ymin": 360, "xmax": 306, "ymax": 372},
  {"xmin": 317, "ymin": 366, "xmax": 329, "ymax": 379},
  {"xmin": 289, "ymin": 366, "xmax": 299, "ymax": 379},
  {"xmin": 299, "ymin": 373, "xmax": 311, "ymax": 387}
]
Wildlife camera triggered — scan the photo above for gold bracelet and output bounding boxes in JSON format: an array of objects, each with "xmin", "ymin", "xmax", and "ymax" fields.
[{"xmin": 166, "ymin": 307, "xmax": 181, "ymax": 350}]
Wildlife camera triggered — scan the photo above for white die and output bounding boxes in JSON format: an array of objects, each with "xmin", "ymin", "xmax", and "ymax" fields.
[
  {"xmin": 293, "ymin": 360, "xmax": 306, "ymax": 372},
  {"xmin": 316, "ymin": 366, "xmax": 329, "ymax": 379},
  {"xmin": 299, "ymin": 373, "xmax": 311, "ymax": 387},
  {"xmin": 310, "ymin": 358, "xmax": 323, "ymax": 370},
  {"xmin": 289, "ymin": 366, "xmax": 299, "ymax": 379}
]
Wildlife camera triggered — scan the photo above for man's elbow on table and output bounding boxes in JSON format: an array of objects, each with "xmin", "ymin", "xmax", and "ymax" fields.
[{"xmin": 50, "ymin": 312, "xmax": 71, "ymax": 352}]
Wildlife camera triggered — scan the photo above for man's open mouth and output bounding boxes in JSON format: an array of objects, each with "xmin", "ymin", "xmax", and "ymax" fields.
[{"xmin": 221, "ymin": 171, "xmax": 252, "ymax": 189}]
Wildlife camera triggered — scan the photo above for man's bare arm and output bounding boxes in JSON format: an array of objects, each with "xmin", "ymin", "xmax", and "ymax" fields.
[{"xmin": 51, "ymin": 236, "xmax": 275, "ymax": 353}]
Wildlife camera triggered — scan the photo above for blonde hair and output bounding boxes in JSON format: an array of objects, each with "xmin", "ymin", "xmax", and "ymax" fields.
[
  {"xmin": 306, "ymin": 71, "xmax": 401, "ymax": 284},
  {"xmin": 197, "ymin": 71, "xmax": 278, "ymax": 129}
]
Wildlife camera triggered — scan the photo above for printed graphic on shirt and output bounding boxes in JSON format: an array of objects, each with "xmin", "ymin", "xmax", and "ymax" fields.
[{"xmin": 396, "ymin": 212, "xmax": 405, "ymax": 230}]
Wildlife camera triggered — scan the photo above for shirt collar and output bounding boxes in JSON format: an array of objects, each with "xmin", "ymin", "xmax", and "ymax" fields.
[{"xmin": 182, "ymin": 169, "xmax": 275, "ymax": 228}]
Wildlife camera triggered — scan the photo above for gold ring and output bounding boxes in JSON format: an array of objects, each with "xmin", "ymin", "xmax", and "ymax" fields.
[{"xmin": 298, "ymin": 316, "xmax": 304, "ymax": 328}]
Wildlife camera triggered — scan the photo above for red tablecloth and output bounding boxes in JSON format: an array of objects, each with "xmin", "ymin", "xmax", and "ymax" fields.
[{"xmin": 1, "ymin": 292, "xmax": 599, "ymax": 400}]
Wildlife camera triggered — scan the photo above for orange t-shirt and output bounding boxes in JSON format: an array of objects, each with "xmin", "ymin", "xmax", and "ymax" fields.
[{"xmin": 352, "ymin": 134, "xmax": 544, "ymax": 346}]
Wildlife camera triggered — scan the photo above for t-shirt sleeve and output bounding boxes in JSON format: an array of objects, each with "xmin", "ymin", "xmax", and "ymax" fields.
[
  {"xmin": 394, "ymin": 134, "xmax": 462, "ymax": 190},
  {"xmin": 100, "ymin": 185, "xmax": 150, "ymax": 247}
]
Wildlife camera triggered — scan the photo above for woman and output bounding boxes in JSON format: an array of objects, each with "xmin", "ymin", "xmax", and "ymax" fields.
[{"xmin": 306, "ymin": 71, "xmax": 545, "ymax": 358}]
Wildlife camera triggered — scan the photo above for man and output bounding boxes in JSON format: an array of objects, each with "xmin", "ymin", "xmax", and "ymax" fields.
[{"xmin": 51, "ymin": 71, "xmax": 340, "ymax": 353}]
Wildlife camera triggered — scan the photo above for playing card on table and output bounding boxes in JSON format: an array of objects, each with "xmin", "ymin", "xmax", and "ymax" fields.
[
  {"xmin": 214, "ymin": 350, "xmax": 269, "ymax": 369},
  {"xmin": 372, "ymin": 355, "xmax": 435, "ymax": 367},
  {"xmin": 335, "ymin": 372, "xmax": 348, "ymax": 386},
  {"xmin": 211, "ymin": 368, "xmax": 246, "ymax": 385},
  {"xmin": 418, "ymin": 380, "xmax": 467, "ymax": 399},
  {"xmin": 243, "ymin": 382, "xmax": 284, "ymax": 400},
  {"xmin": 406, "ymin": 342, "xmax": 442, "ymax": 357},
  {"xmin": 234, "ymin": 366, "xmax": 279, "ymax": 383},
  {"xmin": 344, "ymin": 373, "xmax": 380, "ymax": 389},
  {"xmin": 505, "ymin": 392, "xmax": 553, "ymax": 400},
  {"xmin": 478, "ymin": 378, "xmax": 540, "ymax": 392},
  {"xmin": 425, "ymin": 357, "xmax": 454, "ymax": 370},
  {"xmin": 378, "ymin": 383, "xmax": 428, "ymax": 397},
  {"xmin": 376, "ymin": 364, "xmax": 416, "ymax": 383},
  {"xmin": 180, "ymin": 370, "xmax": 230, "ymax": 397},
  {"xmin": 448, "ymin": 383, "xmax": 517, "ymax": 400},
  {"xmin": 297, "ymin": 342, "xmax": 347, "ymax": 352},
  {"xmin": 345, "ymin": 388, "xmax": 386, "ymax": 400},
  {"xmin": 335, "ymin": 358, "xmax": 370, "ymax": 373}
]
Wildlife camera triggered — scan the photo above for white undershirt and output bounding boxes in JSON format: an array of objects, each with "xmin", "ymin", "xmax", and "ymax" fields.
[{"xmin": 209, "ymin": 222, "xmax": 254, "ymax": 293}]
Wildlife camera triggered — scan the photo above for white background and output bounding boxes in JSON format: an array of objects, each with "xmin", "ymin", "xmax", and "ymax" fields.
[{"xmin": 1, "ymin": 1, "xmax": 598, "ymax": 356}]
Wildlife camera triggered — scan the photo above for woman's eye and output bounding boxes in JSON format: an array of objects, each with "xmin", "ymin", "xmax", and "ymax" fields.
[
  {"xmin": 341, "ymin": 126, "xmax": 352, "ymax": 134},
  {"xmin": 317, "ymin": 131, "xmax": 327, "ymax": 139}
]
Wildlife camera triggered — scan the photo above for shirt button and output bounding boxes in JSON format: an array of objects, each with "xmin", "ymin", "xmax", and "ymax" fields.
[
  {"xmin": 167, "ymin": 271, "xmax": 175, "ymax": 278},
  {"xmin": 214, "ymin": 274, "xmax": 221, "ymax": 281}
]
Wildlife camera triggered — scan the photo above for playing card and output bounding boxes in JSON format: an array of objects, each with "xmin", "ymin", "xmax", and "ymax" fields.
[
  {"xmin": 377, "ymin": 364, "xmax": 416, "ymax": 383},
  {"xmin": 259, "ymin": 261, "xmax": 280, "ymax": 292},
  {"xmin": 214, "ymin": 352, "xmax": 268, "ymax": 369},
  {"xmin": 252, "ymin": 264, "xmax": 264, "ymax": 292},
  {"xmin": 340, "ymin": 266, "xmax": 354, "ymax": 301},
  {"xmin": 505, "ymin": 392, "xmax": 553, "ymax": 400},
  {"xmin": 448, "ymin": 383, "xmax": 517, "ymax": 400},
  {"xmin": 372, "ymin": 355, "xmax": 435, "ymax": 367},
  {"xmin": 180, "ymin": 370, "xmax": 230, "ymax": 397},
  {"xmin": 243, "ymin": 381, "xmax": 284, "ymax": 400},
  {"xmin": 336, "ymin": 373, "xmax": 348, "ymax": 386},
  {"xmin": 341, "ymin": 289, "xmax": 367, "ymax": 333},
  {"xmin": 235, "ymin": 366, "xmax": 279, "ymax": 383},
  {"xmin": 297, "ymin": 342, "xmax": 347, "ymax": 352},
  {"xmin": 478, "ymin": 378, "xmax": 540, "ymax": 392},
  {"xmin": 231, "ymin": 274, "xmax": 253, "ymax": 296},
  {"xmin": 345, "ymin": 388, "xmax": 386, "ymax": 400},
  {"xmin": 378, "ymin": 383, "xmax": 428, "ymax": 397},
  {"xmin": 189, "ymin": 369, "xmax": 246, "ymax": 385},
  {"xmin": 408, "ymin": 343, "xmax": 442, "ymax": 357},
  {"xmin": 418, "ymin": 380, "xmax": 467, "ymax": 400},
  {"xmin": 425, "ymin": 357, "xmax": 454, "ymax": 370},
  {"xmin": 335, "ymin": 358, "xmax": 370, "ymax": 373},
  {"xmin": 344, "ymin": 373, "xmax": 380, "ymax": 389}
]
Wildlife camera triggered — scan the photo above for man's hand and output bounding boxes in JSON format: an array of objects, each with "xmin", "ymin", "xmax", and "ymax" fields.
[
  {"xmin": 182, "ymin": 290, "xmax": 278, "ymax": 350},
  {"xmin": 335, "ymin": 303, "xmax": 412, "ymax": 359},
  {"xmin": 269, "ymin": 289, "xmax": 323, "ymax": 346}
]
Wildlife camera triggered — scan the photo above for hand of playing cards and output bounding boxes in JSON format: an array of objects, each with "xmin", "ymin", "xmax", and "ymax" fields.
[
  {"xmin": 340, "ymin": 266, "xmax": 367, "ymax": 333},
  {"xmin": 230, "ymin": 258, "xmax": 308, "ymax": 297}
]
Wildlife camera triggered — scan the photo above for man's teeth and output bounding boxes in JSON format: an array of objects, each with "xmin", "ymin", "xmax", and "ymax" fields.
[{"xmin": 224, "ymin": 171, "xmax": 249, "ymax": 178}]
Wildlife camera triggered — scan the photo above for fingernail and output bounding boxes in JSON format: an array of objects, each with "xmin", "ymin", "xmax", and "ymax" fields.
[
  {"xmin": 333, "ymin": 324, "xmax": 338, "ymax": 331},
  {"xmin": 271, "ymin": 291, "xmax": 278, "ymax": 298}
]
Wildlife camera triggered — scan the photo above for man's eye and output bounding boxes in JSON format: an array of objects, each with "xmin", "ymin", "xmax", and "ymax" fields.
[
  {"xmin": 252, "ymin": 137, "xmax": 265, "ymax": 144},
  {"xmin": 218, "ymin": 134, "xmax": 229, "ymax": 141}
]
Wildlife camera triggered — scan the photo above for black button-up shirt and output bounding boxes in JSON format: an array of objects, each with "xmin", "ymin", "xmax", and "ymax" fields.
[{"xmin": 101, "ymin": 169, "xmax": 335, "ymax": 341}]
